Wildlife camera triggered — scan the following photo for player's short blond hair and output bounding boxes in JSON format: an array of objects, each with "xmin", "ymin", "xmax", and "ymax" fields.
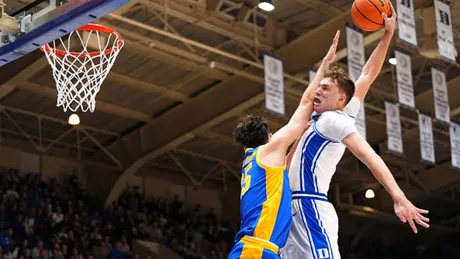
[{"xmin": 324, "ymin": 66, "xmax": 355, "ymax": 105}]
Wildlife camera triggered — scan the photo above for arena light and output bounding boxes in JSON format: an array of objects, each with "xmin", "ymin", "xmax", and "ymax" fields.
[
  {"xmin": 68, "ymin": 114, "xmax": 80, "ymax": 125},
  {"xmin": 365, "ymin": 189, "xmax": 375, "ymax": 199},
  {"xmin": 389, "ymin": 57, "xmax": 397, "ymax": 65},
  {"xmin": 258, "ymin": 0, "xmax": 275, "ymax": 12}
]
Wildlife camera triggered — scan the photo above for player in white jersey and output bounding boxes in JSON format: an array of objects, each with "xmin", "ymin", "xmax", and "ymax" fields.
[{"xmin": 280, "ymin": 3, "xmax": 430, "ymax": 259}]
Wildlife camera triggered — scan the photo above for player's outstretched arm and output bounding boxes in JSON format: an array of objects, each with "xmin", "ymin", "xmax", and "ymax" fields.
[
  {"xmin": 261, "ymin": 31, "xmax": 341, "ymax": 163},
  {"xmin": 353, "ymin": 1, "xmax": 396, "ymax": 103},
  {"xmin": 342, "ymin": 132, "xmax": 430, "ymax": 234}
]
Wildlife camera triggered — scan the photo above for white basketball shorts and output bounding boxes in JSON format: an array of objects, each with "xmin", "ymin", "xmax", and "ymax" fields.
[{"xmin": 280, "ymin": 194, "xmax": 340, "ymax": 259}]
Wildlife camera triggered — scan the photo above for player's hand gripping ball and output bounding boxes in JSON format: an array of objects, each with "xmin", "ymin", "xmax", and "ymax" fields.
[{"xmin": 351, "ymin": 0, "xmax": 392, "ymax": 31}]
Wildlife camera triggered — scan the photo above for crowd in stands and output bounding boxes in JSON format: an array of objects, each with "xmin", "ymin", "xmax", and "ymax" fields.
[{"xmin": 0, "ymin": 167, "xmax": 237, "ymax": 259}]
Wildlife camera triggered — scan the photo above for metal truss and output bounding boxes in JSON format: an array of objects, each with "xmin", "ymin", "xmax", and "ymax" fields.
[
  {"xmin": 147, "ymin": 148, "xmax": 240, "ymax": 191},
  {"xmin": 0, "ymin": 105, "xmax": 122, "ymax": 170}
]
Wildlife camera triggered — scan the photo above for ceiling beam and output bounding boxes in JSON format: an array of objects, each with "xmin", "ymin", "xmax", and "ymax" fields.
[
  {"xmin": 107, "ymin": 13, "xmax": 309, "ymax": 86},
  {"xmin": 136, "ymin": 0, "xmax": 273, "ymax": 50},
  {"xmin": 296, "ymin": 0, "xmax": 344, "ymax": 17},
  {"xmin": 107, "ymin": 72, "xmax": 189, "ymax": 102},
  {"xmin": 0, "ymin": 56, "xmax": 49, "ymax": 100},
  {"xmin": 106, "ymin": 24, "xmax": 230, "ymax": 81}
]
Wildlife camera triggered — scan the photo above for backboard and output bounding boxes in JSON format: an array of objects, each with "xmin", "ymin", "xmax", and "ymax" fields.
[{"xmin": 0, "ymin": 0, "xmax": 130, "ymax": 67}]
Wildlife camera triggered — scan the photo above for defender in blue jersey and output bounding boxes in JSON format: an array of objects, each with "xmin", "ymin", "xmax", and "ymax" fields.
[{"xmin": 228, "ymin": 32, "xmax": 341, "ymax": 259}]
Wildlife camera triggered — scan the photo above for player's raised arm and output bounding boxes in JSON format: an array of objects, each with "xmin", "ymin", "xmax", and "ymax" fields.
[
  {"xmin": 264, "ymin": 31, "xmax": 341, "ymax": 155},
  {"xmin": 353, "ymin": 2, "xmax": 396, "ymax": 103},
  {"xmin": 342, "ymin": 132, "xmax": 430, "ymax": 234}
]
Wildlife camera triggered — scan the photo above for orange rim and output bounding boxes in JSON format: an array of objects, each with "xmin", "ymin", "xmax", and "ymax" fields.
[{"xmin": 40, "ymin": 23, "xmax": 123, "ymax": 57}]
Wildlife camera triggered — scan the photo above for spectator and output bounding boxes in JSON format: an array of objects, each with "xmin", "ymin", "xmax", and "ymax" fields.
[
  {"xmin": 52, "ymin": 207, "xmax": 64, "ymax": 226},
  {"xmin": 31, "ymin": 240, "xmax": 44, "ymax": 259},
  {"xmin": 0, "ymin": 168, "xmax": 239, "ymax": 259}
]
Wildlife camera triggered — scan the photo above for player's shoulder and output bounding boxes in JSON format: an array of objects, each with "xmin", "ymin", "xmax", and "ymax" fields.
[
  {"xmin": 318, "ymin": 110, "xmax": 355, "ymax": 124},
  {"xmin": 344, "ymin": 97, "xmax": 360, "ymax": 117},
  {"xmin": 314, "ymin": 110, "xmax": 356, "ymax": 142}
]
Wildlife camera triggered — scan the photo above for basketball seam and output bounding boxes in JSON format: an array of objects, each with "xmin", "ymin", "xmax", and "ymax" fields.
[
  {"xmin": 353, "ymin": 2, "xmax": 383, "ymax": 26},
  {"xmin": 367, "ymin": 0, "xmax": 385, "ymax": 16}
]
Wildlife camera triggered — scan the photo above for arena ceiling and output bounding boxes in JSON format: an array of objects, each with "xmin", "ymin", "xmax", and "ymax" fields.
[{"xmin": 1, "ymin": 0, "xmax": 460, "ymax": 254}]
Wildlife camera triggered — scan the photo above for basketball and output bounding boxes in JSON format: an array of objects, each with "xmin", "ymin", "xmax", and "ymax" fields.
[{"xmin": 351, "ymin": 0, "xmax": 392, "ymax": 31}]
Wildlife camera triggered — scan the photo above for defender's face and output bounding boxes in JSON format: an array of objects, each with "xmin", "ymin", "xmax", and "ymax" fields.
[{"xmin": 313, "ymin": 77, "xmax": 346, "ymax": 113}]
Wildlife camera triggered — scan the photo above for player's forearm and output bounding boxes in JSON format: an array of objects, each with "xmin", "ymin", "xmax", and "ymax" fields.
[
  {"xmin": 366, "ymin": 153, "xmax": 406, "ymax": 202},
  {"xmin": 361, "ymin": 32, "xmax": 393, "ymax": 78},
  {"xmin": 300, "ymin": 58, "xmax": 332, "ymax": 105}
]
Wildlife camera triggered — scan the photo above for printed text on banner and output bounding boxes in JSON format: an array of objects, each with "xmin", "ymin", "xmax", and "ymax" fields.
[
  {"xmin": 346, "ymin": 26, "xmax": 367, "ymax": 139},
  {"xmin": 385, "ymin": 102, "xmax": 403, "ymax": 154},
  {"xmin": 264, "ymin": 54, "xmax": 285, "ymax": 116}
]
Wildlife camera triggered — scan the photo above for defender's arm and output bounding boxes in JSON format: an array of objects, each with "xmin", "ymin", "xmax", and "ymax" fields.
[
  {"xmin": 260, "ymin": 31, "xmax": 341, "ymax": 166},
  {"xmin": 273, "ymin": 30, "xmax": 342, "ymax": 165}
]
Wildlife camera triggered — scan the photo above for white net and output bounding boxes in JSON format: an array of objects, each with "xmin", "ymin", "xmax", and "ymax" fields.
[{"xmin": 41, "ymin": 24, "xmax": 124, "ymax": 112}]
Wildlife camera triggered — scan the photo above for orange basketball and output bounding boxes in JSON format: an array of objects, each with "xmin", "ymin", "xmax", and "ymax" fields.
[{"xmin": 351, "ymin": 0, "xmax": 392, "ymax": 31}]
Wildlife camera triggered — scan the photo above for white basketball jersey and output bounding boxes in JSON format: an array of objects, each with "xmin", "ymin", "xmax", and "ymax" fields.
[{"xmin": 289, "ymin": 97, "xmax": 361, "ymax": 195}]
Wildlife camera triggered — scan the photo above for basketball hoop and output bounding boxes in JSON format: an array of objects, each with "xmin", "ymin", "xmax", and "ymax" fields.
[{"xmin": 40, "ymin": 23, "xmax": 124, "ymax": 112}]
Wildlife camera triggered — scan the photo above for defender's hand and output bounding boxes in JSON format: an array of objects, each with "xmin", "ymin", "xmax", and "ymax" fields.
[{"xmin": 323, "ymin": 30, "xmax": 340, "ymax": 63}]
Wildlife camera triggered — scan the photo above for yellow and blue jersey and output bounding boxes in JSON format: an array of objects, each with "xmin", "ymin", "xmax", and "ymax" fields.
[{"xmin": 235, "ymin": 146, "xmax": 292, "ymax": 249}]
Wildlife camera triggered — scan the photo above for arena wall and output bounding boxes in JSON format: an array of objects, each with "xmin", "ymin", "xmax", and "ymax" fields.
[{"xmin": 0, "ymin": 145, "xmax": 86, "ymax": 185}]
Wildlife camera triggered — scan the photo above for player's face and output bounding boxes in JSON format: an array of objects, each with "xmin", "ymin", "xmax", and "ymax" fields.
[{"xmin": 313, "ymin": 77, "xmax": 346, "ymax": 113}]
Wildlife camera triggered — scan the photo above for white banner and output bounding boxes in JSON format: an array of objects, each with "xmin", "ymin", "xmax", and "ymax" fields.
[
  {"xmin": 395, "ymin": 50, "xmax": 415, "ymax": 108},
  {"xmin": 264, "ymin": 53, "xmax": 285, "ymax": 116},
  {"xmin": 355, "ymin": 103, "xmax": 367, "ymax": 139},
  {"xmin": 450, "ymin": 122, "xmax": 460, "ymax": 170},
  {"xmin": 396, "ymin": 0, "xmax": 417, "ymax": 46},
  {"xmin": 431, "ymin": 67, "xmax": 450, "ymax": 123},
  {"xmin": 309, "ymin": 69, "xmax": 316, "ymax": 82},
  {"xmin": 418, "ymin": 113, "xmax": 435, "ymax": 164},
  {"xmin": 346, "ymin": 27, "xmax": 365, "ymax": 82},
  {"xmin": 346, "ymin": 27, "xmax": 367, "ymax": 139},
  {"xmin": 385, "ymin": 102, "xmax": 403, "ymax": 154},
  {"xmin": 434, "ymin": 0, "xmax": 456, "ymax": 63}
]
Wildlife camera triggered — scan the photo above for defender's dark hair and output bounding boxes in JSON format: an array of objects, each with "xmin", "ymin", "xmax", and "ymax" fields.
[
  {"xmin": 232, "ymin": 115, "xmax": 270, "ymax": 148},
  {"xmin": 324, "ymin": 66, "xmax": 355, "ymax": 105}
]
